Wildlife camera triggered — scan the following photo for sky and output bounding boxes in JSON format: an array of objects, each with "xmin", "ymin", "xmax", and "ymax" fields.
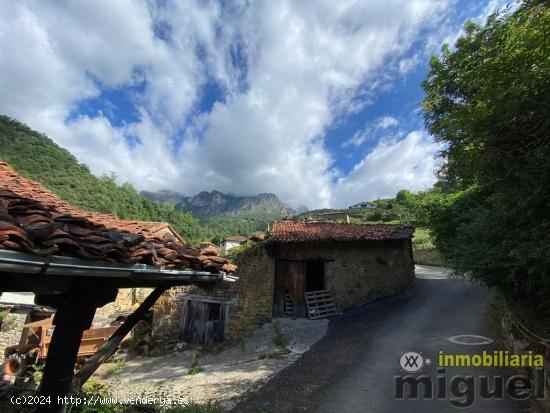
[{"xmin": 0, "ymin": 0, "xmax": 509, "ymax": 209}]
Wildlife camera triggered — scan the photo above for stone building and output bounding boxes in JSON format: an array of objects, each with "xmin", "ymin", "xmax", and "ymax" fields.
[
  {"xmin": 220, "ymin": 236, "xmax": 248, "ymax": 254},
  {"xmin": 153, "ymin": 220, "xmax": 415, "ymax": 343}
]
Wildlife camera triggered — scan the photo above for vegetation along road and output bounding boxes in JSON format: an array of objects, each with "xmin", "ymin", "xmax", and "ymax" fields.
[{"xmin": 234, "ymin": 266, "xmax": 530, "ymax": 413}]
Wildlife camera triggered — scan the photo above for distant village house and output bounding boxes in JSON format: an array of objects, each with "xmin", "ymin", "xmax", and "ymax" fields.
[{"xmin": 220, "ymin": 236, "xmax": 248, "ymax": 254}]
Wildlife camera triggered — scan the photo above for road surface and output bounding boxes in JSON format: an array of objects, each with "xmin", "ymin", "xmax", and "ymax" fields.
[{"xmin": 233, "ymin": 265, "xmax": 531, "ymax": 413}]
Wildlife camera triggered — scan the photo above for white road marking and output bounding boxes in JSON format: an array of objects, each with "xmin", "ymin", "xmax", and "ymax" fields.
[{"xmin": 447, "ymin": 335, "xmax": 494, "ymax": 345}]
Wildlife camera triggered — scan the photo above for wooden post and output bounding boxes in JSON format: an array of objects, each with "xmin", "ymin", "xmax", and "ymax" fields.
[
  {"xmin": 71, "ymin": 286, "xmax": 168, "ymax": 391},
  {"xmin": 37, "ymin": 303, "xmax": 96, "ymax": 413}
]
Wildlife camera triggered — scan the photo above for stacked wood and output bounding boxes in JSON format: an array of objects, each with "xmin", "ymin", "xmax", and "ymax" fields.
[{"xmin": 0, "ymin": 162, "xmax": 236, "ymax": 273}]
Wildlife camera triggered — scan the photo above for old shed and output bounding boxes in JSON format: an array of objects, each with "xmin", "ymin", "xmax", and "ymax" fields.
[
  {"xmin": 267, "ymin": 220, "xmax": 415, "ymax": 318},
  {"xmin": 155, "ymin": 220, "xmax": 415, "ymax": 342}
]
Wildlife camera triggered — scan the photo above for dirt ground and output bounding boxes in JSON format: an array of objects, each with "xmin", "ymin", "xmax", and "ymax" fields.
[{"xmin": 96, "ymin": 318, "xmax": 328, "ymax": 410}]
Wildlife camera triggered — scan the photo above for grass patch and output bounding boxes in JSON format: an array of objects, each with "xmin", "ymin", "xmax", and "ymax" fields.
[
  {"xmin": 187, "ymin": 353, "xmax": 203, "ymax": 375},
  {"xmin": 273, "ymin": 322, "xmax": 288, "ymax": 350},
  {"xmin": 104, "ymin": 359, "xmax": 126, "ymax": 379}
]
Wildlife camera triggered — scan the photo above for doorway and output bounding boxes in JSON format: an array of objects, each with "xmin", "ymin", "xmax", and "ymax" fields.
[
  {"xmin": 274, "ymin": 259, "xmax": 325, "ymax": 317},
  {"xmin": 306, "ymin": 261, "xmax": 325, "ymax": 292}
]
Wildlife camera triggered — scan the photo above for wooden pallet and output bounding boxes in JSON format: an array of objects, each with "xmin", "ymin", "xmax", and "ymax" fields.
[
  {"xmin": 305, "ymin": 290, "xmax": 339, "ymax": 320},
  {"xmin": 283, "ymin": 293, "xmax": 294, "ymax": 316}
]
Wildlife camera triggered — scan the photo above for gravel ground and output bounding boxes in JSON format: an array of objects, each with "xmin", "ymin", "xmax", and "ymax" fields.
[{"xmin": 97, "ymin": 318, "xmax": 328, "ymax": 409}]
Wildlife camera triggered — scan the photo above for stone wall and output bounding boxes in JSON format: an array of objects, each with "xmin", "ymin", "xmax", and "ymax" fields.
[
  {"xmin": 151, "ymin": 239, "xmax": 414, "ymax": 342},
  {"xmin": 0, "ymin": 312, "xmax": 27, "ymax": 361},
  {"xmin": 95, "ymin": 288, "xmax": 155, "ymax": 320},
  {"xmin": 151, "ymin": 288, "xmax": 183, "ymax": 339},
  {"xmin": 225, "ymin": 245, "xmax": 275, "ymax": 340},
  {"xmin": 276, "ymin": 239, "xmax": 415, "ymax": 311}
]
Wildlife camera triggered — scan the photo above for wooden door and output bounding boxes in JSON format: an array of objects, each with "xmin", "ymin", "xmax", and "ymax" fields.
[{"xmin": 275, "ymin": 260, "xmax": 306, "ymax": 317}]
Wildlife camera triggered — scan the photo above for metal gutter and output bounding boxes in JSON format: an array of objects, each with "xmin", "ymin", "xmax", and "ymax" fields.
[{"xmin": 0, "ymin": 249, "xmax": 221, "ymax": 282}]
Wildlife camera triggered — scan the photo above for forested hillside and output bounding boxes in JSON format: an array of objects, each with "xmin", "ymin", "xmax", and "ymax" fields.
[{"xmin": 0, "ymin": 115, "xmax": 209, "ymax": 243}]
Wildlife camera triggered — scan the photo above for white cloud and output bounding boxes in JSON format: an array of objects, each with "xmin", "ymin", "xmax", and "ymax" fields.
[
  {"xmin": 334, "ymin": 131, "xmax": 442, "ymax": 208},
  {"xmin": 343, "ymin": 115, "xmax": 400, "ymax": 147},
  {"xmin": 0, "ymin": 0, "xmax": 455, "ymax": 209},
  {"xmin": 376, "ymin": 116, "xmax": 399, "ymax": 129}
]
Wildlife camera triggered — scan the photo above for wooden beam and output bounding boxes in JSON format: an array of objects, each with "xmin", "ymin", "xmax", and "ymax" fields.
[{"xmin": 71, "ymin": 285, "xmax": 168, "ymax": 391}]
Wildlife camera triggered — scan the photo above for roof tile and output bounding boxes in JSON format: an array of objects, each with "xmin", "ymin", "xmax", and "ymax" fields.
[{"xmin": 269, "ymin": 220, "xmax": 413, "ymax": 243}]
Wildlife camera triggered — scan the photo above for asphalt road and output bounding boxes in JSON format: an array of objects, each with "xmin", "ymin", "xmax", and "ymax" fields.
[{"xmin": 233, "ymin": 266, "xmax": 531, "ymax": 413}]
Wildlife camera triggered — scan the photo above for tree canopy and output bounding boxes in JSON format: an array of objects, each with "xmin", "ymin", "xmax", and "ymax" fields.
[{"xmin": 421, "ymin": 0, "xmax": 550, "ymax": 325}]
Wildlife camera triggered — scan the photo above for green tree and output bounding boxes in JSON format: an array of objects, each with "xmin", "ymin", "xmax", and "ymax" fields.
[
  {"xmin": 395, "ymin": 189, "xmax": 412, "ymax": 203},
  {"xmin": 422, "ymin": 1, "xmax": 550, "ymax": 323}
]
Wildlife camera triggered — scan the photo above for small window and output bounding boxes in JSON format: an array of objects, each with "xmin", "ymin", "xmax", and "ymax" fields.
[{"xmin": 46, "ymin": 328, "xmax": 54, "ymax": 337}]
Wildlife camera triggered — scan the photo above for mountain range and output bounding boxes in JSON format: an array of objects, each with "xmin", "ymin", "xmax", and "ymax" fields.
[{"xmin": 141, "ymin": 190, "xmax": 297, "ymax": 218}]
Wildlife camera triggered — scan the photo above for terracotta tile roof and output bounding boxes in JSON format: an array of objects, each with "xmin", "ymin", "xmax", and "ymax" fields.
[
  {"xmin": 0, "ymin": 161, "xmax": 236, "ymax": 273},
  {"xmin": 269, "ymin": 220, "xmax": 413, "ymax": 243}
]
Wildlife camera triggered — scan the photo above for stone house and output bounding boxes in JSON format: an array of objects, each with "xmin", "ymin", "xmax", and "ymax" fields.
[
  {"xmin": 220, "ymin": 236, "xmax": 248, "ymax": 254},
  {"xmin": 153, "ymin": 220, "xmax": 415, "ymax": 343}
]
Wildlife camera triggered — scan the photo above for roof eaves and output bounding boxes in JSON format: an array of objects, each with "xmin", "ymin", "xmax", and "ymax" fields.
[{"xmin": 0, "ymin": 249, "xmax": 222, "ymax": 282}]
